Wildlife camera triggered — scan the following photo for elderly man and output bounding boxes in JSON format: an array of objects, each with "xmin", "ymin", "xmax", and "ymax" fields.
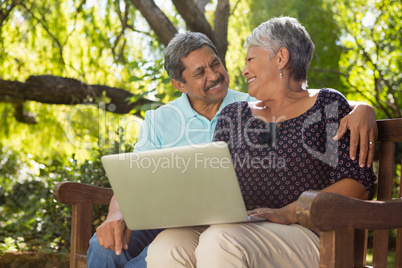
[{"xmin": 87, "ymin": 32, "xmax": 377, "ymax": 267}]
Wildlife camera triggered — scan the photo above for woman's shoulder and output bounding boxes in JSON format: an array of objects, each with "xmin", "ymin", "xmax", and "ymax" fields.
[
  {"xmin": 221, "ymin": 101, "xmax": 249, "ymax": 115},
  {"xmin": 316, "ymin": 88, "xmax": 347, "ymax": 101},
  {"xmin": 308, "ymin": 88, "xmax": 349, "ymax": 109},
  {"xmin": 312, "ymin": 88, "xmax": 350, "ymax": 118}
]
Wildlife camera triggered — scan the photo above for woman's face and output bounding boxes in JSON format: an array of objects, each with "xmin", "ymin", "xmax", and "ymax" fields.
[{"xmin": 242, "ymin": 46, "xmax": 279, "ymax": 100}]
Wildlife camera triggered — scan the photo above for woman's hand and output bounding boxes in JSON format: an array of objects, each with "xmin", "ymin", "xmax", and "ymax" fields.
[{"xmin": 247, "ymin": 202, "xmax": 297, "ymax": 225}]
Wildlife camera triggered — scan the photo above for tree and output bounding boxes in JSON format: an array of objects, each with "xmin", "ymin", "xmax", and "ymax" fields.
[
  {"xmin": 2, "ymin": 0, "xmax": 401, "ymax": 127},
  {"xmin": 0, "ymin": 0, "xmax": 231, "ymax": 124},
  {"xmin": 0, "ymin": 0, "xmax": 241, "ymax": 160},
  {"xmin": 325, "ymin": 0, "xmax": 402, "ymax": 119}
]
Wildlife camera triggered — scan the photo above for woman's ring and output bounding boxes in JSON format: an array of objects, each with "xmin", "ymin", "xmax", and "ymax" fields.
[{"xmin": 369, "ymin": 141, "xmax": 373, "ymax": 145}]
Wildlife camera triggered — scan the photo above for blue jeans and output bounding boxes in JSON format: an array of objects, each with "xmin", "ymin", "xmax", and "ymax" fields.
[{"xmin": 87, "ymin": 229, "xmax": 163, "ymax": 268}]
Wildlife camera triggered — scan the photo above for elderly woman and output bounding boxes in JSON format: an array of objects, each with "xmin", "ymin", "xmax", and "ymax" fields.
[{"xmin": 145, "ymin": 17, "xmax": 376, "ymax": 267}]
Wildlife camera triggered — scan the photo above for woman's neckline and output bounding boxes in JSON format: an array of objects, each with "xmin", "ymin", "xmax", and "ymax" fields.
[{"xmin": 247, "ymin": 88, "xmax": 323, "ymax": 126}]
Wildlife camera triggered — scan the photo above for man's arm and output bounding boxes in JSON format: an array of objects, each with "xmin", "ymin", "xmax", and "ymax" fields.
[
  {"xmin": 96, "ymin": 195, "xmax": 131, "ymax": 255},
  {"xmin": 96, "ymin": 112, "xmax": 159, "ymax": 255},
  {"xmin": 333, "ymin": 101, "xmax": 377, "ymax": 168}
]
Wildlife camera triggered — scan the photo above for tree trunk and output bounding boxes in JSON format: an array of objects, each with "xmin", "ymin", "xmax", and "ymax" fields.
[
  {"xmin": 129, "ymin": 0, "xmax": 177, "ymax": 46},
  {"xmin": 213, "ymin": 0, "xmax": 230, "ymax": 66},
  {"xmin": 130, "ymin": 0, "xmax": 229, "ymax": 66}
]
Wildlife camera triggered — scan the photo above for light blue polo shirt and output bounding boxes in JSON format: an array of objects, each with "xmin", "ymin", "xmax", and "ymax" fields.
[{"xmin": 134, "ymin": 89, "xmax": 253, "ymax": 152}]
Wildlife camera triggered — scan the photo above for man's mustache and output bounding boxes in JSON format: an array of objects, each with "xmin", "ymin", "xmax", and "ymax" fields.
[{"xmin": 205, "ymin": 75, "xmax": 225, "ymax": 91}]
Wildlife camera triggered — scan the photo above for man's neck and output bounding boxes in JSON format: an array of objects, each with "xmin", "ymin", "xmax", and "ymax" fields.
[{"xmin": 190, "ymin": 99, "xmax": 224, "ymax": 121}]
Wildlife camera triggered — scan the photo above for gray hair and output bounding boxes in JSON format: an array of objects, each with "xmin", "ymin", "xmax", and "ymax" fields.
[
  {"xmin": 164, "ymin": 32, "xmax": 219, "ymax": 83},
  {"xmin": 244, "ymin": 16, "xmax": 315, "ymax": 82}
]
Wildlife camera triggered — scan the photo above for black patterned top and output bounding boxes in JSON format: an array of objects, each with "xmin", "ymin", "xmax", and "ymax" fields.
[{"xmin": 213, "ymin": 88, "xmax": 376, "ymax": 210}]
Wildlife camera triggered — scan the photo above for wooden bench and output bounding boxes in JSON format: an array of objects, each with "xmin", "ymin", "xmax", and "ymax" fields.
[
  {"xmin": 54, "ymin": 182, "xmax": 113, "ymax": 267},
  {"xmin": 54, "ymin": 118, "xmax": 402, "ymax": 268},
  {"xmin": 296, "ymin": 118, "xmax": 402, "ymax": 267}
]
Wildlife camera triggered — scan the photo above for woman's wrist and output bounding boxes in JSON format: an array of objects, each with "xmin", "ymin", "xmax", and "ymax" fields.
[{"xmin": 285, "ymin": 202, "xmax": 298, "ymax": 224}]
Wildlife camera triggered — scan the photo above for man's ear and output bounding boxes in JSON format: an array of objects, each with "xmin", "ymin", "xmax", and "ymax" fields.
[
  {"xmin": 171, "ymin": 79, "xmax": 188, "ymax": 94},
  {"xmin": 278, "ymin": 47, "xmax": 290, "ymax": 69}
]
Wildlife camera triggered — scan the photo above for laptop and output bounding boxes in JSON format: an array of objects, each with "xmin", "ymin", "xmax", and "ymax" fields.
[{"xmin": 101, "ymin": 141, "xmax": 264, "ymax": 230}]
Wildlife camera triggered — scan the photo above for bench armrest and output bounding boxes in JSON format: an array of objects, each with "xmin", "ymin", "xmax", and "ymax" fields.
[
  {"xmin": 53, "ymin": 181, "xmax": 113, "ymax": 205},
  {"xmin": 296, "ymin": 191, "xmax": 402, "ymax": 231}
]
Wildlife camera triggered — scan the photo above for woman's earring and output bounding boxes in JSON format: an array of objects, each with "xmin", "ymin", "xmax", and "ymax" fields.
[{"xmin": 279, "ymin": 70, "xmax": 283, "ymax": 79}]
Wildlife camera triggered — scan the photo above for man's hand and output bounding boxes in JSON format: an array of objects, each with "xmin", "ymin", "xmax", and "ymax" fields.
[
  {"xmin": 333, "ymin": 101, "xmax": 377, "ymax": 168},
  {"xmin": 96, "ymin": 195, "xmax": 132, "ymax": 255}
]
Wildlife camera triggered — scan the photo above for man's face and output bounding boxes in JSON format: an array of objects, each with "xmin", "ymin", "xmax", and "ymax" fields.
[{"xmin": 172, "ymin": 46, "xmax": 229, "ymax": 107}]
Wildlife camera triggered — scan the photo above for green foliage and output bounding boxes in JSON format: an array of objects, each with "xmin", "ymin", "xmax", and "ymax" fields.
[
  {"xmin": 325, "ymin": 0, "xmax": 402, "ymax": 119},
  {"xmin": 0, "ymin": 127, "xmax": 134, "ymax": 254},
  {"xmin": 226, "ymin": 0, "xmax": 252, "ymax": 93},
  {"xmin": 393, "ymin": 162, "xmax": 401, "ymax": 198},
  {"xmin": 0, "ymin": 1, "xmax": 164, "ymax": 252},
  {"xmin": 127, "ymin": 58, "xmax": 179, "ymax": 105},
  {"xmin": 0, "ymin": 143, "xmax": 69, "ymax": 253},
  {"xmin": 0, "ymin": 0, "xmax": 174, "ymax": 160}
]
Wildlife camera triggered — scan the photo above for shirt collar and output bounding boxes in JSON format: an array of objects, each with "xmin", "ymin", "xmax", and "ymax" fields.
[
  {"xmin": 218, "ymin": 89, "xmax": 234, "ymax": 114},
  {"xmin": 175, "ymin": 93, "xmax": 197, "ymax": 119},
  {"xmin": 175, "ymin": 89, "xmax": 235, "ymax": 120}
]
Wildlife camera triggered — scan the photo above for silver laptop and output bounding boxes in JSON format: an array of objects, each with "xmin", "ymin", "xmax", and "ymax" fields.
[{"xmin": 101, "ymin": 141, "xmax": 263, "ymax": 230}]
